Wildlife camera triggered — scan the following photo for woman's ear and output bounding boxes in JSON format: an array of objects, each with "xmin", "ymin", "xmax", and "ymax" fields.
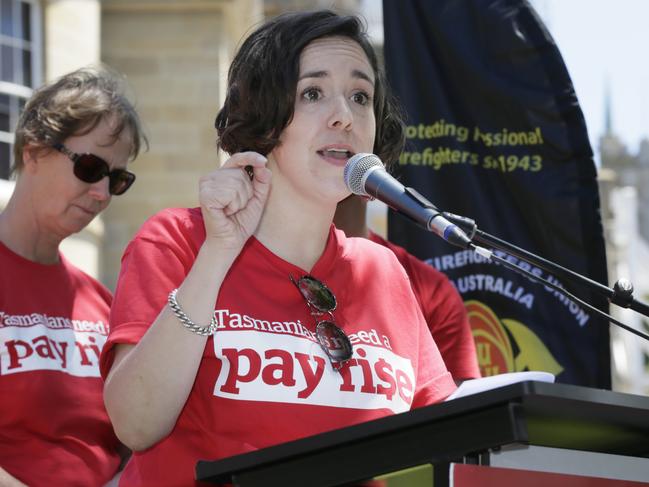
[{"xmin": 22, "ymin": 144, "xmax": 43, "ymax": 174}]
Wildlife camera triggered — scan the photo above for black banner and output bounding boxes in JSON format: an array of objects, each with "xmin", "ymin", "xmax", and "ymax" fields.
[{"xmin": 383, "ymin": 0, "xmax": 610, "ymax": 387}]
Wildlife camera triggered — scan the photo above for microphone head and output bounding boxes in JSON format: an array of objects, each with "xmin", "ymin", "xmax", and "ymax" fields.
[{"xmin": 344, "ymin": 153, "xmax": 384, "ymax": 196}]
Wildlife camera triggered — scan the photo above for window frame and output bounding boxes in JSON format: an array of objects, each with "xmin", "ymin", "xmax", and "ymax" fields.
[{"xmin": 0, "ymin": 0, "xmax": 42, "ymax": 183}]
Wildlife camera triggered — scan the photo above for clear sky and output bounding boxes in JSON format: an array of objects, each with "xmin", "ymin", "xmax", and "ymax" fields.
[{"xmin": 530, "ymin": 0, "xmax": 649, "ymax": 157}]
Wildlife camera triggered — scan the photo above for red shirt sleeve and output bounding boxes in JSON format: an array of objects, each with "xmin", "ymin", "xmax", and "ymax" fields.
[{"xmin": 100, "ymin": 208, "xmax": 204, "ymax": 379}]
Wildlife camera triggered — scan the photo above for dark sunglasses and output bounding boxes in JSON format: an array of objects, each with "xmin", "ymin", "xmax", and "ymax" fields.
[
  {"xmin": 53, "ymin": 143, "xmax": 136, "ymax": 195},
  {"xmin": 290, "ymin": 274, "xmax": 353, "ymax": 369}
]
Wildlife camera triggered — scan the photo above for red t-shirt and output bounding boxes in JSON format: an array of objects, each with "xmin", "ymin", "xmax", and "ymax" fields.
[
  {"xmin": 0, "ymin": 242, "xmax": 121, "ymax": 486},
  {"xmin": 101, "ymin": 208, "xmax": 456, "ymax": 487},
  {"xmin": 369, "ymin": 232, "xmax": 480, "ymax": 380}
]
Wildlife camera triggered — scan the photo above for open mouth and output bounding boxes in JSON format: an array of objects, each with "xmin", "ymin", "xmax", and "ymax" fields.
[{"xmin": 317, "ymin": 148, "xmax": 354, "ymax": 160}]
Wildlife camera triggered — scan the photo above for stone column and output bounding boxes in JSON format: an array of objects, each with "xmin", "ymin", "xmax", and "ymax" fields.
[{"xmin": 100, "ymin": 0, "xmax": 262, "ymax": 289}]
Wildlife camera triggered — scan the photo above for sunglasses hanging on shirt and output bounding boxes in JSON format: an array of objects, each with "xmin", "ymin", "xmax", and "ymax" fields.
[{"xmin": 290, "ymin": 274, "xmax": 353, "ymax": 370}]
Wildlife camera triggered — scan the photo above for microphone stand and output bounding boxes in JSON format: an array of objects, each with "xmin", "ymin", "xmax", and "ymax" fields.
[{"xmin": 443, "ymin": 212, "xmax": 649, "ymax": 320}]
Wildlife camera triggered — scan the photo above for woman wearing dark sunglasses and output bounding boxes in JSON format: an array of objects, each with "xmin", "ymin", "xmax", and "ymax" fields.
[
  {"xmin": 0, "ymin": 66, "xmax": 145, "ymax": 487},
  {"xmin": 102, "ymin": 10, "xmax": 457, "ymax": 486}
]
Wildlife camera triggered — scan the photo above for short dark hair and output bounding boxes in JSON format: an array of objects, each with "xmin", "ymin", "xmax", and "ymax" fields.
[
  {"xmin": 13, "ymin": 64, "xmax": 147, "ymax": 173},
  {"xmin": 215, "ymin": 10, "xmax": 405, "ymax": 166}
]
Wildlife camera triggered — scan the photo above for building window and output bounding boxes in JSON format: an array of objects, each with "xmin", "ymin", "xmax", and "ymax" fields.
[{"xmin": 0, "ymin": 0, "xmax": 41, "ymax": 180}]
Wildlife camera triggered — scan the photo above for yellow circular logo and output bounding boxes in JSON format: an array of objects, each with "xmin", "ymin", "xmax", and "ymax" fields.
[{"xmin": 466, "ymin": 300, "xmax": 563, "ymax": 377}]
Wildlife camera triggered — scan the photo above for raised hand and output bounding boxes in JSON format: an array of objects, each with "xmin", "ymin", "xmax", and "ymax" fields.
[{"xmin": 199, "ymin": 152, "xmax": 271, "ymax": 250}]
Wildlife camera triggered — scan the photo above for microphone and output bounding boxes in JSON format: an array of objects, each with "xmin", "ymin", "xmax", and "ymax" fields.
[{"xmin": 344, "ymin": 153, "xmax": 472, "ymax": 249}]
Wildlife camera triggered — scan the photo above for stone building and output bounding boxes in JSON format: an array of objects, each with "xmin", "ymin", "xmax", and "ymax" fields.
[{"xmin": 599, "ymin": 114, "xmax": 649, "ymax": 394}]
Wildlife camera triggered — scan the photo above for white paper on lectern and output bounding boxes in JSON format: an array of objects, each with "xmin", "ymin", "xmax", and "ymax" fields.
[{"xmin": 445, "ymin": 371, "xmax": 556, "ymax": 401}]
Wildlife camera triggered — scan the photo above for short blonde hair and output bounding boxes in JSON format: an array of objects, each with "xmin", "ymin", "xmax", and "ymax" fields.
[{"xmin": 12, "ymin": 64, "xmax": 147, "ymax": 173}]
